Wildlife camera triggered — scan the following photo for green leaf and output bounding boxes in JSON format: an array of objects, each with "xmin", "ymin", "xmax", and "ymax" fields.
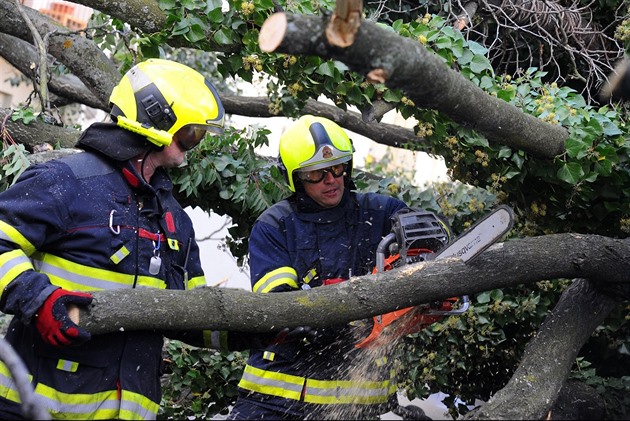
[
  {"xmin": 185, "ymin": 23, "xmax": 207, "ymax": 43},
  {"xmin": 382, "ymin": 89, "xmax": 402, "ymax": 102},
  {"xmin": 469, "ymin": 54, "xmax": 491, "ymax": 74},
  {"xmin": 565, "ymin": 137, "xmax": 590, "ymax": 160},
  {"xmin": 172, "ymin": 17, "xmax": 191, "ymax": 36},
  {"xmin": 315, "ymin": 61, "xmax": 337, "ymax": 77},
  {"xmin": 557, "ymin": 162, "xmax": 584, "ymax": 185},
  {"xmin": 213, "ymin": 28, "xmax": 233, "ymax": 45},
  {"xmin": 476, "ymin": 292, "xmax": 491, "ymax": 304}
]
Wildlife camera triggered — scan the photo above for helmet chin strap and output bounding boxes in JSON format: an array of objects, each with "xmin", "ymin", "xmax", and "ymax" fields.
[{"xmin": 138, "ymin": 149, "xmax": 153, "ymax": 182}]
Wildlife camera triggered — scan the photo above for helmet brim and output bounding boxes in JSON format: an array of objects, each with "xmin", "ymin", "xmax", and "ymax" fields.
[{"xmin": 297, "ymin": 155, "xmax": 352, "ymax": 172}]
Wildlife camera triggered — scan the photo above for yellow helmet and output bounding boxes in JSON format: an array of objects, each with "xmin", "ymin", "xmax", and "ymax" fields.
[
  {"xmin": 109, "ymin": 58, "xmax": 225, "ymax": 148},
  {"xmin": 279, "ymin": 115, "xmax": 355, "ymax": 192}
]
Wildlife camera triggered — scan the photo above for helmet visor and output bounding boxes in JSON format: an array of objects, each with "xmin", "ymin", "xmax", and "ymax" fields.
[{"xmin": 175, "ymin": 124, "xmax": 222, "ymax": 151}]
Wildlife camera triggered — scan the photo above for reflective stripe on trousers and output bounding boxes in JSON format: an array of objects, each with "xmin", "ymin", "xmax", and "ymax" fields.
[
  {"xmin": 238, "ymin": 364, "xmax": 395, "ymax": 405},
  {"xmin": 0, "ymin": 363, "xmax": 160, "ymax": 420}
]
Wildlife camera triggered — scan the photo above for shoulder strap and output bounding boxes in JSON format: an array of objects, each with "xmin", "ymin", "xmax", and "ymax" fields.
[{"xmin": 61, "ymin": 152, "xmax": 117, "ymax": 179}]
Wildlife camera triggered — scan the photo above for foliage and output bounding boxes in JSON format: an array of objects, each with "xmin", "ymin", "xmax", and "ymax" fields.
[
  {"xmin": 396, "ymin": 280, "xmax": 570, "ymax": 418},
  {"xmin": 571, "ymin": 357, "xmax": 630, "ymax": 420},
  {"xmin": 169, "ymin": 124, "xmax": 285, "ymax": 263},
  {"xmin": 3, "ymin": 0, "xmax": 630, "ymax": 418},
  {"xmin": 159, "ymin": 340, "xmax": 248, "ymax": 420},
  {"xmin": 0, "ymin": 110, "xmax": 34, "ymax": 189}
]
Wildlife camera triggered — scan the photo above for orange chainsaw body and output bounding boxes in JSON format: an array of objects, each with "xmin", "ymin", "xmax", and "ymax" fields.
[{"xmin": 355, "ymin": 249, "xmax": 457, "ymax": 348}]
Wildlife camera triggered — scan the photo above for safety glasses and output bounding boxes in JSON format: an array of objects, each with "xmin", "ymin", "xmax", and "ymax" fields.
[
  {"xmin": 175, "ymin": 125, "xmax": 208, "ymax": 151},
  {"xmin": 297, "ymin": 163, "xmax": 347, "ymax": 183}
]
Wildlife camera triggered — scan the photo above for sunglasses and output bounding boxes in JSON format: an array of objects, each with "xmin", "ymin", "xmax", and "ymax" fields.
[
  {"xmin": 175, "ymin": 125, "xmax": 208, "ymax": 151},
  {"xmin": 297, "ymin": 163, "xmax": 347, "ymax": 183}
]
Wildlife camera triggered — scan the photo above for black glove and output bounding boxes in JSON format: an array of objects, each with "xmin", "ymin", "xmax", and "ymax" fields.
[
  {"xmin": 269, "ymin": 326, "xmax": 318, "ymax": 345},
  {"xmin": 250, "ymin": 326, "xmax": 319, "ymax": 349}
]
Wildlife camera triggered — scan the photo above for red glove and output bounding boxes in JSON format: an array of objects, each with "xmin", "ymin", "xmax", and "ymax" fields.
[{"xmin": 34, "ymin": 289, "xmax": 93, "ymax": 347}]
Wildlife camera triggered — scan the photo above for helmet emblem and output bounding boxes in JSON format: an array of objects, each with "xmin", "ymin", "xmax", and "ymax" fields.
[{"xmin": 322, "ymin": 145, "xmax": 333, "ymax": 159}]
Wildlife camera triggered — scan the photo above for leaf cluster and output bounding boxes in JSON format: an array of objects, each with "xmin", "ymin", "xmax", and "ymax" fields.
[{"xmin": 159, "ymin": 340, "xmax": 248, "ymax": 420}]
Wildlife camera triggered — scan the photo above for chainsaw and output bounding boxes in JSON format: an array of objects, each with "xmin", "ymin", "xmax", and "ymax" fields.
[{"xmin": 354, "ymin": 205, "xmax": 515, "ymax": 348}]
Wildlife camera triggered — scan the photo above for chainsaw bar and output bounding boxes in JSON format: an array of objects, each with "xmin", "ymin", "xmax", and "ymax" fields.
[{"xmin": 434, "ymin": 204, "xmax": 514, "ymax": 264}]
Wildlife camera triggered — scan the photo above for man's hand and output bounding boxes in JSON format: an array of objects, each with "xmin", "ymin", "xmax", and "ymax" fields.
[
  {"xmin": 250, "ymin": 326, "xmax": 319, "ymax": 348},
  {"xmin": 34, "ymin": 288, "xmax": 93, "ymax": 347},
  {"xmin": 269, "ymin": 326, "xmax": 318, "ymax": 345}
]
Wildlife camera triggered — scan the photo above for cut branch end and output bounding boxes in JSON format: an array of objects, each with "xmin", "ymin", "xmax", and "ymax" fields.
[{"xmin": 259, "ymin": 12, "xmax": 287, "ymax": 52}]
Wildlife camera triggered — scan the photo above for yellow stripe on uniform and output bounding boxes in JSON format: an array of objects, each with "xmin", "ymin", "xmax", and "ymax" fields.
[
  {"xmin": 253, "ymin": 267, "xmax": 298, "ymax": 293},
  {"xmin": 0, "ymin": 220, "xmax": 37, "ymax": 256}
]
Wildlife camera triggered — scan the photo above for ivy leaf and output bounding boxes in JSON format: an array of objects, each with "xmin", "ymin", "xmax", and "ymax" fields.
[
  {"xmin": 186, "ymin": 24, "xmax": 207, "ymax": 43},
  {"xmin": 158, "ymin": 0, "xmax": 177, "ymax": 10},
  {"xmin": 382, "ymin": 89, "xmax": 402, "ymax": 102},
  {"xmin": 213, "ymin": 28, "xmax": 233, "ymax": 45},
  {"xmin": 557, "ymin": 162, "xmax": 584, "ymax": 185},
  {"xmin": 315, "ymin": 61, "xmax": 337, "ymax": 77},
  {"xmin": 172, "ymin": 18, "xmax": 191, "ymax": 36},
  {"xmin": 469, "ymin": 54, "xmax": 491, "ymax": 74},
  {"xmin": 565, "ymin": 137, "xmax": 590, "ymax": 159}
]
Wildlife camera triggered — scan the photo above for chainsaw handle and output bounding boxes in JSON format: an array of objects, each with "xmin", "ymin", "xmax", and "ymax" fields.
[
  {"xmin": 425, "ymin": 295, "xmax": 470, "ymax": 316},
  {"xmin": 375, "ymin": 232, "xmax": 397, "ymax": 273}
]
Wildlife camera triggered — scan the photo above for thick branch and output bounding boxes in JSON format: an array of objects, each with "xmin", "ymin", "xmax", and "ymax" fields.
[
  {"xmin": 0, "ymin": 108, "xmax": 80, "ymax": 150},
  {"xmin": 221, "ymin": 95, "xmax": 427, "ymax": 150},
  {"xmin": 0, "ymin": 33, "xmax": 107, "ymax": 110},
  {"xmin": 259, "ymin": 12, "xmax": 568, "ymax": 159},
  {"xmin": 465, "ymin": 278, "xmax": 617, "ymax": 420},
  {"xmin": 0, "ymin": 0, "xmax": 120, "ymax": 103},
  {"xmin": 5, "ymin": 94, "xmax": 426, "ymax": 154},
  {"xmin": 77, "ymin": 233, "xmax": 629, "ymax": 334}
]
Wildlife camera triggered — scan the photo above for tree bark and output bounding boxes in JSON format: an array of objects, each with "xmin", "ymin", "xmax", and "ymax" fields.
[
  {"xmin": 0, "ymin": 108, "xmax": 80, "ymax": 150},
  {"xmin": 220, "ymin": 96, "xmax": 428, "ymax": 150},
  {"xmin": 0, "ymin": 34, "xmax": 107, "ymax": 111},
  {"xmin": 77, "ymin": 233, "xmax": 628, "ymax": 334},
  {"xmin": 258, "ymin": 12, "xmax": 568, "ymax": 159},
  {"xmin": 0, "ymin": 0, "xmax": 120, "ymax": 103}
]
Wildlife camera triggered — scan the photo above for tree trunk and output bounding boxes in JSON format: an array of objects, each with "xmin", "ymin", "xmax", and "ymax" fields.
[{"xmin": 464, "ymin": 278, "xmax": 618, "ymax": 419}]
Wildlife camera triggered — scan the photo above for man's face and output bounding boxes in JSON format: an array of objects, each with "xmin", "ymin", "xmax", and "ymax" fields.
[
  {"xmin": 298, "ymin": 163, "xmax": 347, "ymax": 208},
  {"xmin": 159, "ymin": 126, "xmax": 207, "ymax": 168}
]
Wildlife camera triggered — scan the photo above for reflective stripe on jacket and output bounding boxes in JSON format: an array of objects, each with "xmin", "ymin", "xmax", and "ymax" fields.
[
  {"xmin": 239, "ymin": 190, "xmax": 408, "ymax": 415},
  {"xmin": 0, "ymin": 143, "xmax": 204, "ymax": 420}
]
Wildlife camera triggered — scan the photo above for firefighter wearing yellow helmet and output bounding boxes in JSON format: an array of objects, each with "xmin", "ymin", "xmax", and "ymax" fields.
[
  {"xmin": 0, "ymin": 59, "xmax": 279, "ymax": 420},
  {"xmin": 279, "ymin": 115, "xmax": 355, "ymax": 192},
  {"xmin": 228, "ymin": 115, "xmax": 439, "ymax": 420},
  {"xmin": 109, "ymin": 58, "xmax": 225, "ymax": 149},
  {"xmin": 78, "ymin": 58, "xmax": 225, "ymax": 160}
]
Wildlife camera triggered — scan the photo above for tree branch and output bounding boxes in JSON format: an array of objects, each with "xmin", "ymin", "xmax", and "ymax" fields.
[
  {"xmin": 77, "ymin": 233, "xmax": 628, "ymax": 334},
  {"xmin": 465, "ymin": 278, "xmax": 617, "ymax": 420},
  {"xmin": 0, "ymin": 0, "xmax": 120, "ymax": 103},
  {"xmin": 258, "ymin": 12, "xmax": 568, "ymax": 159}
]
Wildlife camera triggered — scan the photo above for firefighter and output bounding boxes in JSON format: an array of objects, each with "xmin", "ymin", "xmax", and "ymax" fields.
[
  {"xmin": 227, "ymin": 115, "xmax": 447, "ymax": 420},
  {"xmin": 0, "ymin": 58, "xmax": 285, "ymax": 420}
]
